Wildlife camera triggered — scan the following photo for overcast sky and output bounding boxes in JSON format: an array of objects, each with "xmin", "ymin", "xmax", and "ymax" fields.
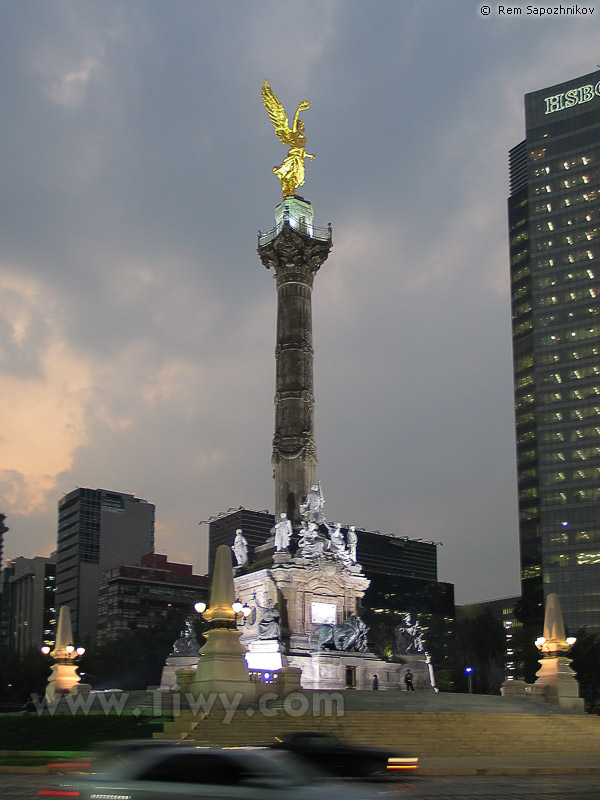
[{"xmin": 2, "ymin": 1, "xmax": 598, "ymax": 604}]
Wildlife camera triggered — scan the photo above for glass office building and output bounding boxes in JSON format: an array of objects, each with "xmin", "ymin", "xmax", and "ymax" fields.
[
  {"xmin": 56, "ymin": 488, "xmax": 155, "ymax": 641},
  {"xmin": 509, "ymin": 70, "xmax": 600, "ymax": 633}
]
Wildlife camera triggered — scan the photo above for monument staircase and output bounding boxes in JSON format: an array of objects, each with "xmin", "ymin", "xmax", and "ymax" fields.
[{"xmin": 156, "ymin": 690, "xmax": 600, "ymax": 758}]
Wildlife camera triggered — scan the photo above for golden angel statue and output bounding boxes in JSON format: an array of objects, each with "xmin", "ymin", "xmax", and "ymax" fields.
[{"xmin": 262, "ymin": 80, "xmax": 315, "ymax": 198}]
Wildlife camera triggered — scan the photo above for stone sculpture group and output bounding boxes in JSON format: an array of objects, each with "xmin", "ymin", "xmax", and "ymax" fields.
[
  {"xmin": 395, "ymin": 613, "xmax": 425, "ymax": 654},
  {"xmin": 230, "ymin": 484, "xmax": 370, "ymax": 653},
  {"xmin": 232, "ymin": 483, "xmax": 360, "ymax": 570}
]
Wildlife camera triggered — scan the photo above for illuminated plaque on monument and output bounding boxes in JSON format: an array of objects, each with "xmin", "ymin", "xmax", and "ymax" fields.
[{"xmin": 311, "ymin": 602, "xmax": 337, "ymax": 625}]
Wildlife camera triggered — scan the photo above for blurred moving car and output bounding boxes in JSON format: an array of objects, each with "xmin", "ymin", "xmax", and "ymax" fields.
[
  {"xmin": 270, "ymin": 731, "xmax": 418, "ymax": 778},
  {"xmin": 37, "ymin": 745, "xmax": 389, "ymax": 799}
]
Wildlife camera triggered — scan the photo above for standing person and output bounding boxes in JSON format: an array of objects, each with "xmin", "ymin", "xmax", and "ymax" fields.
[
  {"xmin": 372, "ymin": 674, "xmax": 379, "ymax": 691},
  {"xmin": 404, "ymin": 669, "xmax": 414, "ymax": 691}
]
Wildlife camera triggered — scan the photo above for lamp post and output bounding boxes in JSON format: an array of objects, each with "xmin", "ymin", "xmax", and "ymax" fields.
[
  {"xmin": 232, "ymin": 599, "xmax": 252, "ymax": 626},
  {"xmin": 196, "ymin": 598, "xmax": 251, "ymax": 625},
  {"xmin": 465, "ymin": 666, "xmax": 473, "ymax": 694}
]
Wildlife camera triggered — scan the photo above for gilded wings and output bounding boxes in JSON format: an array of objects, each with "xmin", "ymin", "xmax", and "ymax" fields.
[{"xmin": 262, "ymin": 80, "xmax": 310, "ymax": 147}]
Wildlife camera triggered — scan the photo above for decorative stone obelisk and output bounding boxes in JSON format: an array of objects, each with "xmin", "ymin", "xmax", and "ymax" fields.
[
  {"xmin": 45, "ymin": 605, "xmax": 84, "ymax": 701},
  {"xmin": 533, "ymin": 592, "xmax": 583, "ymax": 710},
  {"xmin": 259, "ymin": 81, "xmax": 332, "ymax": 522},
  {"xmin": 188, "ymin": 545, "xmax": 254, "ymax": 704}
]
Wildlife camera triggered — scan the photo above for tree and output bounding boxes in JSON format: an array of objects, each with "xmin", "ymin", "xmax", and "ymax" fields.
[
  {"xmin": 453, "ymin": 608, "xmax": 507, "ymax": 694},
  {"xmin": 80, "ymin": 609, "xmax": 206, "ymax": 691},
  {"xmin": 361, "ymin": 609, "xmax": 401, "ymax": 660},
  {"xmin": 569, "ymin": 628, "xmax": 600, "ymax": 712},
  {"xmin": 418, "ymin": 614, "xmax": 455, "ymax": 692},
  {"xmin": 510, "ymin": 597, "xmax": 543, "ymax": 683},
  {"xmin": 0, "ymin": 648, "xmax": 50, "ymax": 706},
  {"xmin": 507, "ymin": 622, "xmax": 540, "ymax": 683}
]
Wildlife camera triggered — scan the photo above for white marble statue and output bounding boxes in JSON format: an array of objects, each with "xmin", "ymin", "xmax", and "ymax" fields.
[
  {"xmin": 232, "ymin": 529, "xmax": 248, "ymax": 567},
  {"xmin": 299, "ymin": 483, "xmax": 326, "ymax": 524},
  {"xmin": 272, "ymin": 512, "xmax": 293, "ymax": 551},
  {"xmin": 347, "ymin": 526, "xmax": 358, "ymax": 562},
  {"xmin": 327, "ymin": 522, "xmax": 353, "ymax": 566},
  {"xmin": 297, "ymin": 520, "xmax": 326, "ymax": 558},
  {"xmin": 253, "ymin": 594, "xmax": 280, "ymax": 640}
]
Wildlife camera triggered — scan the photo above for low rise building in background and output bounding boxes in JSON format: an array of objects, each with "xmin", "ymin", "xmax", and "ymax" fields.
[{"xmin": 96, "ymin": 552, "xmax": 208, "ymax": 645}]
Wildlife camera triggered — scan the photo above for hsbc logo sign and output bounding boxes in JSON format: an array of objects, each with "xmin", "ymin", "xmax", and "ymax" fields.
[{"xmin": 544, "ymin": 81, "xmax": 600, "ymax": 114}]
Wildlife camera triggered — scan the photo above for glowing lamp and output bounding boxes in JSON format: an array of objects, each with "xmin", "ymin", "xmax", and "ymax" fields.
[
  {"xmin": 232, "ymin": 600, "xmax": 243, "ymax": 614},
  {"xmin": 65, "ymin": 644, "xmax": 75, "ymax": 655},
  {"xmin": 194, "ymin": 601, "xmax": 207, "ymax": 614},
  {"xmin": 76, "ymin": 647, "xmax": 85, "ymax": 656},
  {"xmin": 40, "ymin": 646, "xmax": 51, "ymax": 655},
  {"xmin": 566, "ymin": 637, "xmax": 576, "ymax": 646}
]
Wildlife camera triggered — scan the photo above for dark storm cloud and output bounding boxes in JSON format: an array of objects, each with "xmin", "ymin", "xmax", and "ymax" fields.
[{"xmin": 1, "ymin": 0, "xmax": 598, "ymax": 601}]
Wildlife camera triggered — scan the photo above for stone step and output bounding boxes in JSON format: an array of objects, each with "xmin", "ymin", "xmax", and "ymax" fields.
[{"xmin": 166, "ymin": 708, "xmax": 600, "ymax": 757}]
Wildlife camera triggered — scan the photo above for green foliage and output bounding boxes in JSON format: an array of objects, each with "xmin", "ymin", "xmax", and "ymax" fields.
[
  {"xmin": 0, "ymin": 648, "xmax": 51, "ymax": 706},
  {"xmin": 569, "ymin": 628, "xmax": 600, "ymax": 711},
  {"xmin": 451, "ymin": 609, "xmax": 507, "ymax": 694},
  {"xmin": 507, "ymin": 622, "xmax": 540, "ymax": 683},
  {"xmin": 361, "ymin": 608, "xmax": 400, "ymax": 660},
  {"xmin": 432, "ymin": 669, "xmax": 454, "ymax": 693},
  {"xmin": 361, "ymin": 609, "xmax": 457, "ymax": 691},
  {"xmin": 419, "ymin": 614, "xmax": 455, "ymax": 689},
  {"xmin": 80, "ymin": 608, "xmax": 206, "ymax": 691},
  {"xmin": 0, "ymin": 714, "xmax": 157, "ymax": 750}
]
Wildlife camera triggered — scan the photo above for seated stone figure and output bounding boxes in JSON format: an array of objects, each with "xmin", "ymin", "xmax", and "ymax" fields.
[
  {"xmin": 297, "ymin": 520, "xmax": 326, "ymax": 558},
  {"xmin": 254, "ymin": 596, "xmax": 280, "ymax": 640},
  {"xmin": 326, "ymin": 522, "xmax": 353, "ymax": 566}
]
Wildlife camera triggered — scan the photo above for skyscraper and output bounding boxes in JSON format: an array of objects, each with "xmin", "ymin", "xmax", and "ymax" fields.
[
  {"xmin": 509, "ymin": 69, "xmax": 600, "ymax": 633},
  {"xmin": 56, "ymin": 488, "xmax": 155, "ymax": 641}
]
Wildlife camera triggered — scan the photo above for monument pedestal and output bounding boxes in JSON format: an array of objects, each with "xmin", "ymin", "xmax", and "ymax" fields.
[
  {"xmin": 286, "ymin": 651, "xmax": 404, "ymax": 691},
  {"xmin": 534, "ymin": 656, "xmax": 584, "ymax": 710},
  {"xmin": 397, "ymin": 653, "xmax": 437, "ymax": 692},
  {"xmin": 159, "ymin": 656, "xmax": 198, "ymax": 691},
  {"xmin": 234, "ymin": 555, "xmax": 416, "ymax": 690},
  {"xmin": 188, "ymin": 628, "xmax": 255, "ymax": 704},
  {"xmin": 46, "ymin": 664, "xmax": 87, "ymax": 702},
  {"xmin": 245, "ymin": 639, "xmax": 283, "ymax": 672}
]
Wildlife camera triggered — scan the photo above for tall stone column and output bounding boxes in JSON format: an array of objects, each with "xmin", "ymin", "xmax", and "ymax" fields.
[{"xmin": 258, "ymin": 197, "xmax": 332, "ymax": 523}]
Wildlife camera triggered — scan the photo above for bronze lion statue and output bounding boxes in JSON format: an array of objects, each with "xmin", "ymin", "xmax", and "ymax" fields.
[{"xmin": 309, "ymin": 616, "xmax": 368, "ymax": 652}]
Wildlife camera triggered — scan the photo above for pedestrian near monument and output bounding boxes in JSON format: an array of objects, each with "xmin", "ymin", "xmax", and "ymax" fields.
[
  {"xmin": 404, "ymin": 669, "xmax": 414, "ymax": 691},
  {"xmin": 372, "ymin": 674, "xmax": 379, "ymax": 690}
]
